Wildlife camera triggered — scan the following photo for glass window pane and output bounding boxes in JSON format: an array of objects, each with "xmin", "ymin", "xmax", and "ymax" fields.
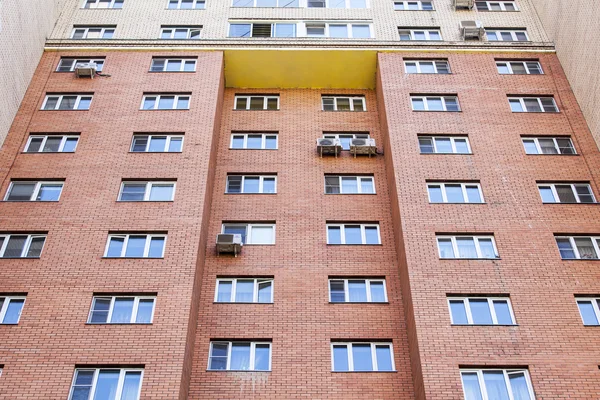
[
  {"xmin": 352, "ymin": 344, "xmax": 373, "ymax": 371},
  {"xmin": 158, "ymin": 96, "xmax": 175, "ymax": 109},
  {"xmin": 120, "ymin": 371, "xmax": 142, "ymax": 400},
  {"xmin": 333, "ymin": 345, "xmax": 349, "ymax": 371},
  {"xmin": 538, "ymin": 186, "xmax": 555, "ymax": 203},
  {"xmin": 231, "ymin": 135, "xmax": 244, "ymax": 149},
  {"xmin": 360, "ymin": 178, "xmax": 374, "ymax": 194},
  {"xmin": 556, "ymin": 138, "xmax": 574, "ymax": 154},
  {"xmin": 263, "ymin": 178, "xmax": 276, "ymax": 194},
  {"xmin": 469, "ymin": 299, "xmax": 493, "ymax": 324},
  {"xmin": 265, "ymin": 135, "xmax": 277, "ymax": 149},
  {"xmin": 74, "ymin": 370, "xmax": 95, "ymax": 386},
  {"xmin": 110, "ymin": 297, "xmax": 134, "ymax": 323},
  {"xmin": 266, "ymin": 98, "xmax": 278, "ymax": 110},
  {"xmin": 329, "ymin": 280, "xmax": 345, "ymax": 302},
  {"xmin": 63, "ymin": 138, "xmax": 79, "ymax": 152},
  {"xmin": 577, "ymin": 301, "xmax": 599, "ymax": 325},
  {"xmin": 132, "ymin": 136, "xmax": 148, "ymax": 152},
  {"xmin": 365, "ymin": 227, "xmax": 379, "ymax": 244},
  {"xmin": 348, "ymin": 280, "xmax": 367, "ymax": 302},
  {"xmin": 427, "ymin": 98, "xmax": 443, "ymax": 111},
  {"xmin": 223, "ymin": 225, "xmax": 247, "ymax": 244},
  {"xmin": 230, "ymin": 343, "xmax": 252, "ymax": 370},
  {"xmin": 538, "ymin": 138, "xmax": 558, "ymax": 154},
  {"xmin": 95, "ymin": 370, "xmax": 120, "ymax": 400},
  {"xmin": 143, "ymin": 97, "xmax": 156, "ymax": 110},
  {"xmin": 247, "ymin": 135, "xmax": 262, "ymax": 149},
  {"xmin": 493, "ymin": 300, "xmax": 513, "ymax": 324},
  {"xmin": 258, "ymin": 282, "xmax": 272, "ymax": 303},
  {"xmin": 522, "ymin": 139, "xmax": 538, "ymax": 154},
  {"xmin": 405, "ymin": 62, "xmax": 418, "ymax": 73},
  {"xmin": 58, "ymin": 96, "xmax": 77, "ymax": 110},
  {"xmin": 217, "ymin": 281, "xmax": 233, "ymax": 302},
  {"xmin": 412, "ymin": 98, "xmax": 425, "ymax": 110},
  {"xmin": 125, "ymin": 236, "xmax": 146, "ymax": 257},
  {"xmin": 90, "ymin": 298, "xmax": 111, "ymax": 323},
  {"xmin": 328, "ymin": 226, "xmax": 342, "ymax": 244},
  {"xmin": 121, "ymin": 184, "xmax": 146, "ymax": 201},
  {"xmin": 243, "ymin": 177, "xmax": 260, "ymax": 193},
  {"xmin": 574, "ymin": 237, "xmax": 597, "ymax": 259},
  {"xmin": 336, "ymin": 98, "xmax": 351, "ymax": 110},
  {"xmin": 176, "ymin": 97, "xmax": 189, "ymax": 109},
  {"xmin": 419, "ymin": 137, "xmax": 434, "ymax": 153},
  {"xmin": 511, "ymin": 63, "xmax": 527, "ymax": 74},
  {"xmin": 509, "ymin": 99, "xmax": 523, "ymax": 112},
  {"xmin": 456, "ymin": 237, "xmax": 477, "ymax": 258},
  {"xmin": 254, "ymin": 344, "xmax": 271, "ymax": 371},
  {"xmin": 274, "ymin": 24, "xmax": 295, "ymax": 38},
  {"xmin": 149, "ymin": 184, "xmax": 173, "ymax": 201},
  {"xmin": 454, "ymin": 139, "xmax": 469, "ymax": 153},
  {"xmin": 26, "ymin": 237, "xmax": 45, "ymax": 257},
  {"xmin": 149, "ymin": 137, "xmax": 167, "ymax": 152},
  {"xmin": 352, "ymin": 25, "xmax": 370, "ymax": 38},
  {"xmin": 106, "ymin": 237, "xmax": 124, "ymax": 257},
  {"xmin": 515, "ymin": 32, "xmax": 528, "ymax": 41},
  {"xmin": 136, "ymin": 299, "xmax": 154, "ymax": 323},
  {"xmin": 166, "ymin": 60, "xmax": 182, "ymax": 71},
  {"xmin": 3, "ymin": 299, "xmax": 24, "ymax": 324},
  {"xmin": 148, "ymin": 237, "xmax": 165, "ymax": 257},
  {"xmin": 556, "ymin": 238, "xmax": 575, "ymax": 259},
  {"xmin": 209, "ymin": 343, "xmax": 228, "ymax": 370},
  {"xmin": 375, "ymin": 345, "xmax": 393, "ymax": 371},
  {"xmin": 174, "ymin": 29, "xmax": 188, "ymax": 39},
  {"xmin": 344, "ymin": 225, "xmax": 362, "ymax": 244},
  {"xmin": 429, "ymin": 31, "xmax": 441, "ymax": 40},
  {"xmin": 413, "ymin": 31, "xmax": 426, "ymax": 40},
  {"xmin": 556, "ymin": 185, "xmax": 577, "ymax": 203},
  {"xmin": 478, "ymin": 238, "xmax": 496, "ymax": 258},
  {"xmin": 466, "ymin": 186, "xmax": 482, "ymax": 203},
  {"xmin": 434, "ymin": 138, "xmax": 452, "ymax": 152},
  {"xmin": 329, "ymin": 25, "xmax": 348, "ymax": 38},
  {"xmin": 496, "ymin": 63, "xmax": 510, "ymax": 74},
  {"xmin": 151, "ymin": 59, "xmax": 165, "ymax": 71},
  {"xmin": 4, "ymin": 236, "xmax": 27, "ymax": 258},
  {"xmin": 437, "ymin": 238, "xmax": 454, "ymax": 258},
  {"xmin": 482, "ymin": 371, "xmax": 510, "ymax": 398},
  {"xmin": 508, "ymin": 372, "xmax": 532, "ymax": 400},
  {"xmin": 227, "ymin": 176, "xmax": 242, "ymax": 193},
  {"xmin": 461, "ymin": 372, "xmax": 484, "ymax": 400},
  {"xmin": 445, "ymin": 185, "xmax": 465, "ymax": 203},
  {"xmin": 26, "ymin": 137, "xmax": 44, "ymax": 152},
  {"xmin": 576, "ymin": 185, "xmax": 595, "ymax": 203},
  {"xmin": 248, "ymin": 226, "xmax": 273, "ymax": 244},
  {"xmin": 524, "ymin": 98, "xmax": 542, "ymax": 112},
  {"xmin": 235, "ymin": 280, "xmax": 254, "ymax": 302},
  {"xmin": 44, "ymin": 97, "xmax": 59, "ymax": 110},
  {"xmin": 77, "ymin": 97, "xmax": 92, "ymax": 110},
  {"xmin": 428, "ymin": 185, "xmax": 443, "ymax": 203},
  {"xmin": 370, "ymin": 282, "xmax": 385, "ymax": 302},
  {"xmin": 420, "ymin": 62, "xmax": 435, "ymax": 73},
  {"xmin": 341, "ymin": 177, "xmax": 358, "ymax": 193},
  {"xmin": 184, "ymin": 60, "xmax": 196, "ymax": 71},
  {"xmin": 249, "ymin": 97, "xmax": 265, "ymax": 110},
  {"xmin": 7, "ymin": 183, "xmax": 35, "ymax": 201},
  {"xmin": 169, "ymin": 137, "xmax": 183, "ymax": 152},
  {"xmin": 449, "ymin": 300, "xmax": 468, "ymax": 324}
]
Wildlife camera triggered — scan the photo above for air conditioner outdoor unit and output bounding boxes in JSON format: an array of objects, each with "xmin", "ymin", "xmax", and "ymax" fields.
[
  {"xmin": 460, "ymin": 20, "xmax": 484, "ymax": 40},
  {"xmin": 349, "ymin": 138, "xmax": 377, "ymax": 158},
  {"xmin": 216, "ymin": 234, "xmax": 243, "ymax": 257},
  {"xmin": 316, "ymin": 138, "xmax": 343, "ymax": 158},
  {"xmin": 454, "ymin": 0, "xmax": 474, "ymax": 9},
  {"xmin": 75, "ymin": 62, "xmax": 98, "ymax": 78}
]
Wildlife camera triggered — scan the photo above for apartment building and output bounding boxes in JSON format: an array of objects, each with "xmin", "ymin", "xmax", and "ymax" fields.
[{"xmin": 1, "ymin": 0, "xmax": 599, "ymax": 399}]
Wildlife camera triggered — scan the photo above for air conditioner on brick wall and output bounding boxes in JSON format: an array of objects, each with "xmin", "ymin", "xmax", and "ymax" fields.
[
  {"xmin": 74, "ymin": 62, "xmax": 98, "ymax": 78},
  {"xmin": 454, "ymin": 0, "xmax": 474, "ymax": 9},
  {"xmin": 349, "ymin": 138, "xmax": 377, "ymax": 158},
  {"xmin": 316, "ymin": 138, "xmax": 343, "ymax": 158},
  {"xmin": 216, "ymin": 234, "xmax": 243, "ymax": 257},
  {"xmin": 460, "ymin": 21, "xmax": 484, "ymax": 40}
]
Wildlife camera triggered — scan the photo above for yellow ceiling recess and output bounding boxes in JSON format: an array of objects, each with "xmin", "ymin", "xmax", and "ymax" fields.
[{"xmin": 224, "ymin": 49, "xmax": 377, "ymax": 89}]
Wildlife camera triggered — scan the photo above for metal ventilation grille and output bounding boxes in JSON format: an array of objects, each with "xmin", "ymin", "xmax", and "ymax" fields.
[{"xmin": 252, "ymin": 24, "xmax": 273, "ymax": 37}]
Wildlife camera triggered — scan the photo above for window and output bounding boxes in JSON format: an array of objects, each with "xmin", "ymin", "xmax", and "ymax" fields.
[
  {"xmin": 329, "ymin": 279, "xmax": 387, "ymax": 302},
  {"xmin": 394, "ymin": 1, "xmax": 433, "ymax": 10},
  {"xmin": 88, "ymin": 295, "xmax": 156, "ymax": 323},
  {"xmin": 69, "ymin": 368, "xmax": 143, "ymax": 400},
  {"xmin": 555, "ymin": 236, "xmax": 600, "ymax": 260},
  {"xmin": 221, "ymin": 224, "xmax": 276, "ymax": 245},
  {"xmin": 104, "ymin": 234, "xmax": 166, "ymax": 258},
  {"xmin": 230, "ymin": 133, "xmax": 278, "ymax": 149},
  {"xmin": 427, "ymin": 182, "xmax": 483, "ymax": 203},
  {"xmin": 150, "ymin": 58, "xmax": 197, "ymax": 72},
  {"xmin": 215, "ymin": 278, "xmax": 273, "ymax": 303},
  {"xmin": 325, "ymin": 175, "xmax": 375, "ymax": 194},
  {"xmin": 57, "ymin": 58, "xmax": 105, "ymax": 72},
  {"xmin": 130, "ymin": 134, "xmax": 183, "ymax": 153},
  {"xmin": 460, "ymin": 369, "xmax": 534, "ymax": 400},
  {"xmin": 226, "ymin": 175, "xmax": 277, "ymax": 194},
  {"xmin": 229, "ymin": 23, "xmax": 297, "ymax": 38},
  {"xmin": 486, "ymin": 29, "xmax": 528, "ymax": 41},
  {"xmin": 83, "ymin": 0, "xmax": 124, "ymax": 8},
  {"xmin": 437, "ymin": 235, "xmax": 499, "ymax": 259},
  {"xmin": 404, "ymin": 60, "xmax": 450, "ymax": 74},
  {"xmin": 24, "ymin": 135, "xmax": 79, "ymax": 153},
  {"xmin": 509, "ymin": 96, "xmax": 558, "ymax": 113},
  {"xmin": 576, "ymin": 297, "xmax": 600, "ymax": 326},
  {"xmin": 0, "ymin": 296, "xmax": 26, "ymax": 324},
  {"xmin": 118, "ymin": 181, "xmax": 175, "ymax": 201},
  {"xmin": 475, "ymin": 1, "xmax": 517, "ymax": 11},
  {"xmin": 418, "ymin": 136, "xmax": 471, "ymax": 154},
  {"xmin": 232, "ymin": 0, "xmax": 367, "ymax": 7},
  {"xmin": 303, "ymin": 23, "xmax": 372, "ymax": 38},
  {"xmin": 228, "ymin": 22, "xmax": 372, "ymax": 38},
  {"xmin": 71, "ymin": 26, "xmax": 115, "ymax": 39},
  {"xmin": 234, "ymin": 95, "xmax": 279, "ymax": 110},
  {"xmin": 0, "ymin": 234, "xmax": 46, "ymax": 258},
  {"xmin": 4, "ymin": 181, "xmax": 64, "ymax": 202},
  {"xmin": 168, "ymin": 0, "xmax": 205, "ymax": 8},
  {"xmin": 208, "ymin": 341, "xmax": 271, "ymax": 371},
  {"xmin": 331, "ymin": 342, "xmax": 394, "ymax": 371},
  {"xmin": 327, "ymin": 224, "xmax": 381, "ymax": 245},
  {"xmin": 522, "ymin": 137, "xmax": 575, "ymax": 155},
  {"xmin": 160, "ymin": 26, "xmax": 201, "ymax": 39},
  {"xmin": 323, "ymin": 133, "xmax": 370, "ymax": 150},
  {"xmin": 448, "ymin": 296, "xmax": 515, "ymax": 325},
  {"xmin": 42, "ymin": 94, "xmax": 92, "ymax": 110},
  {"xmin": 233, "ymin": 0, "xmax": 300, "ymax": 7},
  {"xmin": 141, "ymin": 94, "xmax": 190, "ymax": 110},
  {"xmin": 411, "ymin": 96, "xmax": 460, "ymax": 111},
  {"xmin": 322, "ymin": 96, "xmax": 366, "ymax": 111},
  {"xmin": 538, "ymin": 183, "xmax": 595, "ymax": 204},
  {"xmin": 496, "ymin": 61, "xmax": 542, "ymax": 74},
  {"xmin": 398, "ymin": 28, "xmax": 442, "ymax": 41}
]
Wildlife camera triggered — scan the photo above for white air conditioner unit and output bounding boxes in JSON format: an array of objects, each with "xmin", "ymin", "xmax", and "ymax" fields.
[
  {"xmin": 454, "ymin": 0, "xmax": 474, "ymax": 9},
  {"xmin": 317, "ymin": 138, "xmax": 343, "ymax": 158},
  {"xmin": 460, "ymin": 20, "xmax": 484, "ymax": 40},
  {"xmin": 74, "ymin": 62, "xmax": 98, "ymax": 78},
  {"xmin": 349, "ymin": 138, "xmax": 377, "ymax": 158},
  {"xmin": 216, "ymin": 234, "xmax": 243, "ymax": 257}
]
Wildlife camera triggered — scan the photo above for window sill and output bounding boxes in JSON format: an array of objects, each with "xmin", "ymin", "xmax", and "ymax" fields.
[
  {"xmin": 439, "ymin": 258, "xmax": 500, "ymax": 260},
  {"xmin": 325, "ymin": 193, "xmax": 377, "ymax": 195},
  {"xmin": 420, "ymin": 153, "xmax": 473, "ymax": 155},
  {"xmin": 21, "ymin": 152, "xmax": 76, "ymax": 154},
  {"xmin": 560, "ymin": 258, "xmax": 600, "ymax": 261},
  {"xmin": 102, "ymin": 257, "xmax": 165, "ymax": 259},
  {"xmin": 138, "ymin": 109, "xmax": 190, "ymax": 111},
  {"xmin": 412, "ymin": 110, "xmax": 462, "ymax": 113},
  {"xmin": 206, "ymin": 370, "xmax": 271, "ymax": 372},
  {"xmin": 511, "ymin": 111, "xmax": 559, "ymax": 114},
  {"xmin": 329, "ymin": 302, "xmax": 389, "ymax": 304},
  {"xmin": 148, "ymin": 71, "xmax": 197, "ymax": 73},
  {"xmin": 542, "ymin": 202, "xmax": 598, "ymax": 205},
  {"xmin": 128, "ymin": 151, "xmax": 183, "ymax": 154},
  {"xmin": 213, "ymin": 302, "xmax": 274, "ymax": 304},
  {"xmin": 451, "ymin": 324, "xmax": 518, "ymax": 327},
  {"xmin": 116, "ymin": 200, "xmax": 175, "ymax": 203},
  {"xmin": 321, "ymin": 110, "xmax": 367, "ymax": 112},
  {"xmin": 232, "ymin": 109, "xmax": 279, "ymax": 111},
  {"xmin": 224, "ymin": 193, "xmax": 277, "ymax": 195},
  {"xmin": 86, "ymin": 322, "xmax": 153, "ymax": 325},
  {"xmin": 242, "ymin": 244, "xmax": 276, "ymax": 246},
  {"xmin": 525, "ymin": 154, "xmax": 578, "ymax": 156},
  {"xmin": 327, "ymin": 244, "xmax": 383, "ymax": 246},
  {"xmin": 429, "ymin": 202, "xmax": 486, "ymax": 204},
  {"xmin": 40, "ymin": 109, "xmax": 89, "ymax": 111},
  {"xmin": 0, "ymin": 323, "xmax": 19, "ymax": 325},
  {"xmin": 228, "ymin": 148, "xmax": 278, "ymax": 151},
  {"xmin": 3, "ymin": 200, "xmax": 60, "ymax": 203},
  {"xmin": 332, "ymin": 370, "xmax": 397, "ymax": 373},
  {"xmin": 0, "ymin": 257, "xmax": 40, "ymax": 260}
]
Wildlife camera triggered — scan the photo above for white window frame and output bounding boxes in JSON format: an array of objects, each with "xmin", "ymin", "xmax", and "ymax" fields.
[
  {"xmin": 436, "ymin": 235, "xmax": 499, "ymax": 259},
  {"xmin": 83, "ymin": 0, "xmax": 123, "ymax": 8},
  {"xmin": 0, "ymin": 234, "xmax": 47, "ymax": 258},
  {"xmin": 508, "ymin": 97, "xmax": 559, "ymax": 113},
  {"xmin": 167, "ymin": 0, "xmax": 206, "ymax": 8},
  {"xmin": 321, "ymin": 96, "xmax": 366, "ymax": 111},
  {"xmin": 118, "ymin": 181, "xmax": 176, "ymax": 201},
  {"xmin": 326, "ymin": 223, "xmax": 381, "ymax": 245},
  {"xmin": 427, "ymin": 182, "xmax": 484, "ymax": 203},
  {"xmin": 104, "ymin": 234, "xmax": 167, "ymax": 258},
  {"xmin": 411, "ymin": 96, "xmax": 460, "ymax": 111},
  {"xmin": 41, "ymin": 94, "xmax": 93, "ymax": 110},
  {"xmin": 130, "ymin": 134, "xmax": 184, "ymax": 152},
  {"xmin": 398, "ymin": 29, "xmax": 442, "ymax": 41},
  {"xmin": 232, "ymin": 0, "xmax": 369, "ymax": 7},
  {"xmin": 4, "ymin": 181, "xmax": 64, "ymax": 202},
  {"xmin": 486, "ymin": 29, "xmax": 529, "ymax": 41},
  {"xmin": 475, "ymin": 1, "xmax": 518, "ymax": 11},
  {"xmin": 418, "ymin": 136, "xmax": 472, "ymax": 154},
  {"xmin": 160, "ymin": 26, "xmax": 202, "ymax": 39},
  {"xmin": 460, "ymin": 369, "xmax": 535, "ymax": 400},
  {"xmin": 57, "ymin": 58, "xmax": 105, "ymax": 72},
  {"xmin": 576, "ymin": 297, "xmax": 600, "ymax": 326},
  {"xmin": 324, "ymin": 175, "xmax": 376, "ymax": 194},
  {"xmin": 225, "ymin": 175, "xmax": 277, "ymax": 194},
  {"xmin": 24, "ymin": 135, "xmax": 80, "ymax": 153},
  {"xmin": 496, "ymin": 61, "xmax": 542, "ymax": 74},
  {"xmin": 301, "ymin": 22, "xmax": 373, "ymax": 38},
  {"xmin": 521, "ymin": 137, "xmax": 575, "ymax": 155},
  {"xmin": 71, "ymin": 26, "xmax": 115, "ymax": 39},
  {"xmin": 214, "ymin": 278, "xmax": 274, "ymax": 303},
  {"xmin": 87, "ymin": 295, "xmax": 156, "ymax": 324},
  {"xmin": 149, "ymin": 58, "xmax": 197, "ymax": 72},
  {"xmin": 0, "ymin": 296, "xmax": 26, "ymax": 324},
  {"xmin": 221, "ymin": 223, "xmax": 276, "ymax": 245},
  {"xmin": 68, "ymin": 368, "xmax": 144, "ymax": 400},
  {"xmin": 447, "ymin": 297, "xmax": 516, "ymax": 325},
  {"xmin": 234, "ymin": 95, "xmax": 280, "ymax": 110},
  {"xmin": 330, "ymin": 342, "xmax": 395, "ymax": 372},
  {"xmin": 394, "ymin": 1, "xmax": 433, "ymax": 10},
  {"xmin": 140, "ymin": 94, "xmax": 190, "ymax": 110},
  {"xmin": 229, "ymin": 133, "xmax": 278, "ymax": 149},
  {"xmin": 555, "ymin": 236, "xmax": 600, "ymax": 260},
  {"xmin": 404, "ymin": 60, "xmax": 450, "ymax": 74},
  {"xmin": 208, "ymin": 341, "xmax": 272, "ymax": 371},
  {"xmin": 328, "ymin": 279, "xmax": 387, "ymax": 302},
  {"xmin": 537, "ymin": 183, "xmax": 595, "ymax": 203}
]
